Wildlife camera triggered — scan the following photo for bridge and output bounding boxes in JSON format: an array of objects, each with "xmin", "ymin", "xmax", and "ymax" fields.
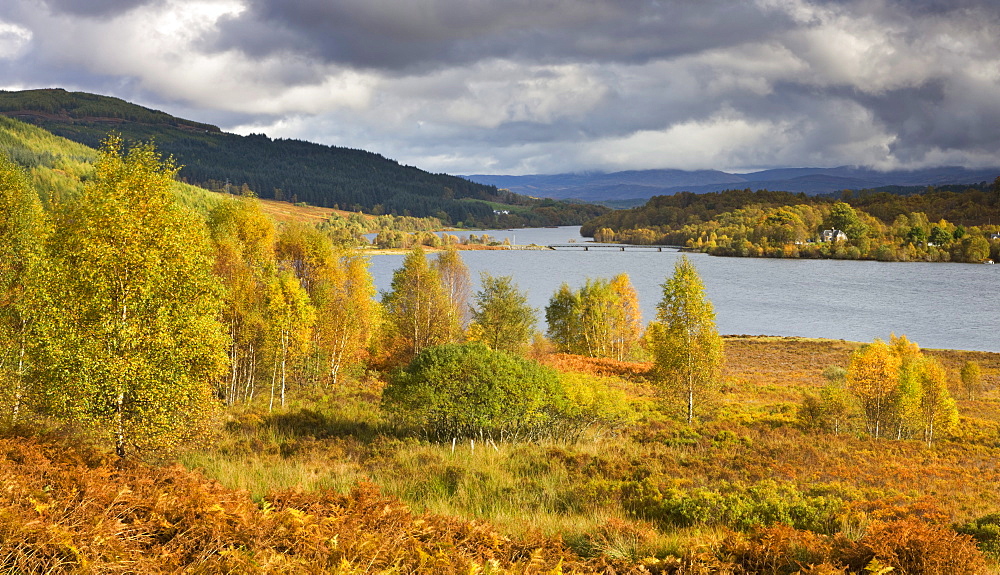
[{"xmin": 545, "ymin": 243, "xmax": 682, "ymax": 251}]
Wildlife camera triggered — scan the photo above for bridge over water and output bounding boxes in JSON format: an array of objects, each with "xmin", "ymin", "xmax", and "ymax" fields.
[{"xmin": 545, "ymin": 243, "xmax": 683, "ymax": 251}]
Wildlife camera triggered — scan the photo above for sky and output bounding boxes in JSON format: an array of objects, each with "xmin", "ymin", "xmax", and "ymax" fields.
[{"xmin": 0, "ymin": 0, "xmax": 998, "ymax": 176}]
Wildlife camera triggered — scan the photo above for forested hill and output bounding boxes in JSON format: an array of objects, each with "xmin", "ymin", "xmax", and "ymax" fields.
[
  {"xmin": 0, "ymin": 89, "xmax": 606, "ymax": 226},
  {"xmin": 580, "ymin": 183, "xmax": 1000, "ymax": 237}
]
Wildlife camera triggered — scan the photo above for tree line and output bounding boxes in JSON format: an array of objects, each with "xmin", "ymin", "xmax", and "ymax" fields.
[
  {"xmin": 581, "ymin": 183, "xmax": 1000, "ymax": 263},
  {"xmin": 0, "ymin": 138, "xmax": 726, "ymax": 453}
]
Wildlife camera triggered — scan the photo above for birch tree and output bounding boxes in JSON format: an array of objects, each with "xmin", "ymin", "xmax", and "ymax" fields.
[
  {"xmin": 434, "ymin": 246, "xmax": 471, "ymax": 339},
  {"xmin": 846, "ymin": 340, "xmax": 902, "ymax": 439},
  {"xmin": 915, "ymin": 355, "xmax": 957, "ymax": 447},
  {"xmin": 382, "ymin": 246, "xmax": 453, "ymax": 362},
  {"xmin": 36, "ymin": 136, "xmax": 228, "ymax": 457},
  {"xmin": 608, "ymin": 273, "xmax": 643, "ymax": 361},
  {"xmin": 544, "ymin": 273, "xmax": 642, "ymax": 360},
  {"xmin": 0, "ymin": 154, "xmax": 48, "ymax": 421},
  {"xmin": 961, "ymin": 360, "xmax": 982, "ymax": 401},
  {"xmin": 470, "ymin": 273, "xmax": 536, "ymax": 354},
  {"xmin": 208, "ymin": 195, "xmax": 276, "ymax": 404},
  {"xmin": 649, "ymin": 256, "xmax": 723, "ymax": 424}
]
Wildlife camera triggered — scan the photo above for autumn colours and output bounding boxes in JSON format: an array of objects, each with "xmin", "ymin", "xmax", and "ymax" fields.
[
  {"xmin": 0, "ymin": 137, "xmax": 980, "ymax": 453},
  {"xmin": 1, "ymin": 138, "xmax": 998, "ymax": 572}
]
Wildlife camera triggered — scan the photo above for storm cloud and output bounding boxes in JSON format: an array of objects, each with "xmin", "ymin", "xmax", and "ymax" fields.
[{"xmin": 0, "ymin": 0, "xmax": 997, "ymax": 174}]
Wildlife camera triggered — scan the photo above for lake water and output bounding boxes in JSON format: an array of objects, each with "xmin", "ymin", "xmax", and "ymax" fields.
[{"xmin": 366, "ymin": 226, "xmax": 1000, "ymax": 352}]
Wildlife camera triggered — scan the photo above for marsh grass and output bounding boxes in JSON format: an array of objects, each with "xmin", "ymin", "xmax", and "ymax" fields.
[{"xmin": 177, "ymin": 338, "xmax": 1000, "ymax": 571}]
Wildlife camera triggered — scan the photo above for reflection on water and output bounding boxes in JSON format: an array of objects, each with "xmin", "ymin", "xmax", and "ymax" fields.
[{"xmin": 366, "ymin": 227, "xmax": 1000, "ymax": 352}]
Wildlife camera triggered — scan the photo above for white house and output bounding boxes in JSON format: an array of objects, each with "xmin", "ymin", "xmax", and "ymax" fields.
[{"xmin": 820, "ymin": 229, "xmax": 847, "ymax": 242}]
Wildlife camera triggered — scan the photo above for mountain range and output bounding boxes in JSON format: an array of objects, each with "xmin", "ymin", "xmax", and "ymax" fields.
[{"xmin": 466, "ymin": 166, "xmax": 1000, "ymax": 204}]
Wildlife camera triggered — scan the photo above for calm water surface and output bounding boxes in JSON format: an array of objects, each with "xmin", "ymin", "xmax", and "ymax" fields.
[{"xmin": 367, "ymin": 227, "xmax": 1000, "ymax": 352}]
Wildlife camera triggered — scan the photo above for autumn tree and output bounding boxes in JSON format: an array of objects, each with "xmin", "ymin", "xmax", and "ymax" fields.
[
  {"xmin": 915, "ymin": 355, "xmax": 958, "ymax": 447},
  {"xmin": 961, "ymin": 360, "xmax": 983, "ymax": 400},
  {"xmin": 608, "ymin": 274, "xmax": 643, "ymax": 361},
  {"xmin": 846, "ymin": 340, "xmax": 902, "ymax": 439},
  {"xmin": 577, "ymin": 278, "xmax": 617, "ymax": 357},
  {"xmin": 0, "ymin": 154, "xmax": 48, "ymax": 421},
  {"xmin": 382, "ymin": 246, "xmax": 454, "ymax": 363},
  {"xmin": 276, "ymin": 222, "xmax": 379, "ymax": 387},
  {"xmin": 434, "ymin": 246, "xmax": 471, "ymax": 339},
  {"xmin": 545, "ymin": 283, "xmax": 581, "ymax": 353},
  {"xmin": 543, "ymin": 273, "xmax": 643, "ymax": 361},
  {"xmin": 848, "ymin": 335, "xmax": 959, "ymax": 444},
  {"xmin": 265, "ymin": 268, "xmax": 314, "ymax": 410},
  {"xmin": 648, "ymin": 256, "xmax": 723, "ymax": 424},
  {"xmin": 889, "ymin": 334, "xmax": 923, "ymax": 439},
  {"xmin": 314, "ymin": 250, "xmax": 379, "ymax": 385},
  {"xmin": 208, "ymin": 195, "xmax": 277, "ymax": 404},
  {"xmin": 35, "ymin": 136, "xmax": 228, "ymax": 457},
  {"xmin": 469, "ymin": 273, "xmax": 536, "ymax": 354}
]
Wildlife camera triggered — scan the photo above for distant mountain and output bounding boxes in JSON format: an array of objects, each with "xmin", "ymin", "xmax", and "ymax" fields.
[
  {"xmin": 466, "ymin": 166, "xmax": 1000, "ymax": 203},
  {"xmin": 0, "ymin": 89, "xmax": 606, "ymax": 226}
]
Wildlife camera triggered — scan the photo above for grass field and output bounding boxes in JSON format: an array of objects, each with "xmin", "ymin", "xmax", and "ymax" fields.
[{"xmin": 4, "ymin": 336, "xmax": 999, "ymax": 573}]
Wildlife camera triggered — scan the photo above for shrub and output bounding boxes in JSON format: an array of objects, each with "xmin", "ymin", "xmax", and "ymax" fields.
[
  {"xmin": 838, "ymin": 518, "xmax": 987, "ymax": 575},
  {"xmin": 381, "ymin": 343, "xmax": 565, "ymax": 442},
  {"xmin": 623, "ymin": 479, "xmax": 844, "ymax": 534},
  {"xmin": 555, "ymin": 372, "xmax": 638, "ymax": 440},
  {"xmin": 956, "ymin": 513, "xmax": 1000, "ymax": 561},
  {"xmin": 721, "ymin": 524, "xmax": 838, "ymax": 575}
]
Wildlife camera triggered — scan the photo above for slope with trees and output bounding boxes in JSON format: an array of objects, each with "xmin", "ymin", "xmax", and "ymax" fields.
[
  {"xmin": 0, "ymin": 89, "xmax": 609, "ymax": 226},
  {"xmin": 5, "ymin": 128, "xmax": 1000, "ymax": 572}
]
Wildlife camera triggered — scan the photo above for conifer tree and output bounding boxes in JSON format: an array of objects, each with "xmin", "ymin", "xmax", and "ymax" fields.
[{"xmin": 649, "ymin": 256, "xmax": 723, "ymax": 424}]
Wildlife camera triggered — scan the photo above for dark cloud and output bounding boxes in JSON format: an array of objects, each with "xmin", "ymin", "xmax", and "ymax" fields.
[
  {"xmin": 40, "ymin": 0, "xmax": 161, "ymax": 18},
  {"xmin": 211, "ymin": 0, "xmax": 793, "ymax": 71},
  {"xmin": 2, "ymin": 0, "xmax": 1000, "ymax": 173}
]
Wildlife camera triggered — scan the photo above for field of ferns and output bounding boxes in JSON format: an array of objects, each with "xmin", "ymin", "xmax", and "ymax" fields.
[{"xmin": 4, "ymin": 336, "xmax": 1000, "ymax": 574}]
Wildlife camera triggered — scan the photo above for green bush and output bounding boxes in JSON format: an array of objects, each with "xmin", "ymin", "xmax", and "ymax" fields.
[
  {"xmin": 554, "ymin": 372, "xmax": 637, "ymax": 440},
  {"xmin": 622, "ymin": 478, "xmax": 844, "ymax": 534},
  {"xmin": 956, "ymin": 513, "xmax": 1000, "ymax": 561},
  {"xmin": 382, "ymin": 343, "xmax": 565, "ymax": 442}
]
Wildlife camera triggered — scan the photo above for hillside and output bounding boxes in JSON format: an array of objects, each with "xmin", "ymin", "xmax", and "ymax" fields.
[
  {"xmin": 467, "ymin": 166, "xmax": 1000, "ymax": 204},
  {"xmin": 0, "ymin": 113, "xmax": 222, "ymax": 214},
  {"xmin": 0, "ymin": 88, "xmax": 607, "ymax": 226}
]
